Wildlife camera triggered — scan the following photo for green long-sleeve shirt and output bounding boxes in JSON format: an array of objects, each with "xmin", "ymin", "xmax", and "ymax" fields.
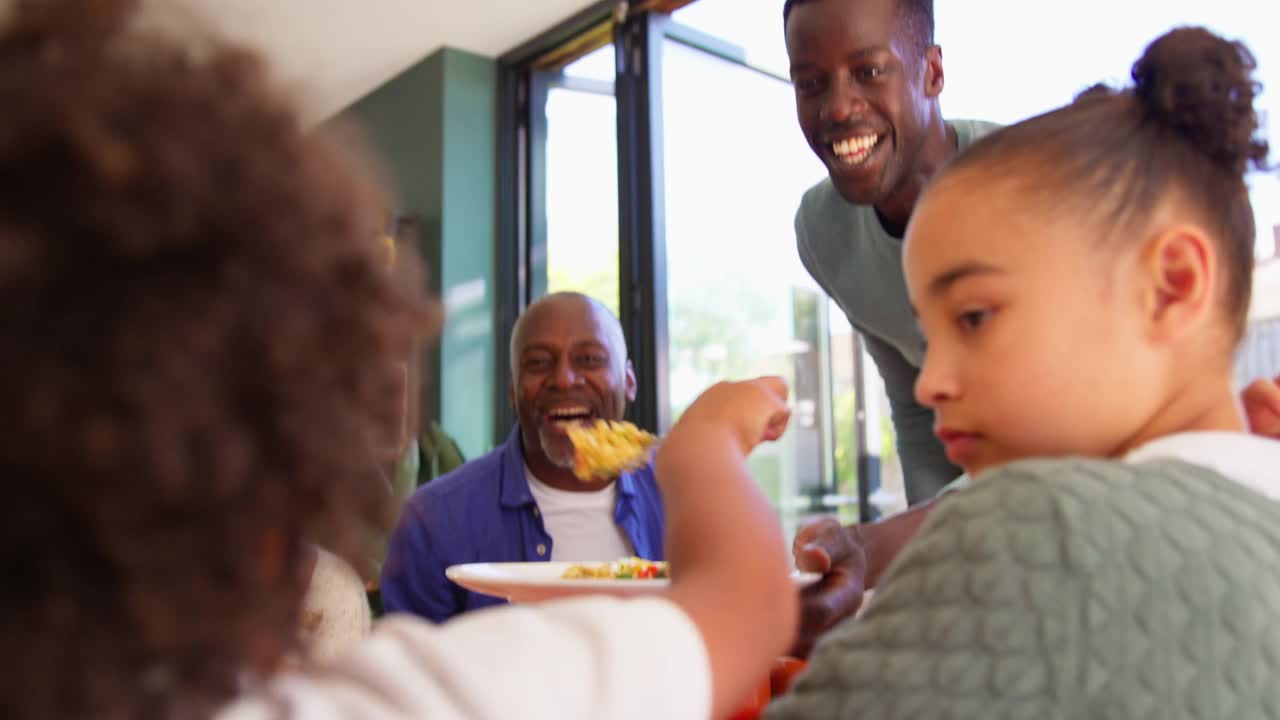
[{"xmin": 794, "ymin": 119, "xmax": 1000, "ymax": 504}]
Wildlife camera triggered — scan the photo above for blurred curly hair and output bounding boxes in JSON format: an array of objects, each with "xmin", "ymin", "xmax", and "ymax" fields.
[{"xmin": 0, "ymin": 1, "xmax": 438, "ymax": 717}]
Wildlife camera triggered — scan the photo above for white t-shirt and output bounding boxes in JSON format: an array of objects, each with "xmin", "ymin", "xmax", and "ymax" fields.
[
  {"xmin": 298, "ymin": 548, "xmax": 371, "ymax": 663},
  {"xmin": 944, "ymin": 431, "xmax": 1280, "ymax": 498},
  {"xmin": 525, "ymin": 465, "xmax": 634, "ymax": 561},
  {"xmin": 1124, "ymin": 431, "xmax": 1280, "ymax": 500},
  {"xmin": 216, "ymin": 595, "xmax": 712, "ymax": 720}
]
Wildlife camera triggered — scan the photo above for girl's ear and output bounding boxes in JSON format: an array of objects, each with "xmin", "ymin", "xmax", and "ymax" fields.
[{"xmin": 1139, "ymin": 223, "xmax": 1216, "ymax": 343}]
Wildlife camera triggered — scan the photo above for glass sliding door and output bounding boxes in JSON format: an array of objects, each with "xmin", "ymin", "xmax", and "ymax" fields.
[
  {"xmin": 537, "ymin": 45, "xmax": 622, "ymax": 315},
  {"xmin": 657, "ymin": 26, "xmax": 854, "ymax": 536}
]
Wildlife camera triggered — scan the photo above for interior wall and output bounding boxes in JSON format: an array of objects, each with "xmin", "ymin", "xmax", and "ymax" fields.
[{"xmin": 335, "ymin": 47, "xmax": 498, "ymax": 461}]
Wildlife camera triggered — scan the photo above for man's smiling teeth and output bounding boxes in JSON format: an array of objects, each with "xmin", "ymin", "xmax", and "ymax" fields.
[
  {"xmin": 549, "ymin": 406, "xmax": 590, "ymax": 419},
  {"xmin": 831, "ymin": 134, "xmax": 879, "ymax": 164}
]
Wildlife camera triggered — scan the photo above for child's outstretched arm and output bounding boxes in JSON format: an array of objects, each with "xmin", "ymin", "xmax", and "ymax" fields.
[
  {"xmin": 220, "ymin": 378, "xmax": 796, "ymax": 720},
  {"xmin": 657, "ymin": 377, "xmax": 797, "ymax": 720}
]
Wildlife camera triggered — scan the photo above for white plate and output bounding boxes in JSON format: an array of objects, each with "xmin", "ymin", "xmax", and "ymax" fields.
[{"xmin": 446, "ymin": 561, "xmax": 822, "ymax": 604}]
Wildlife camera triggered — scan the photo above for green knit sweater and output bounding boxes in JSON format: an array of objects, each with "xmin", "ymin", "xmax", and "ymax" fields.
[{"xmin": 767, "ymin": 457, "xmax": 1280, "ymax": 719}]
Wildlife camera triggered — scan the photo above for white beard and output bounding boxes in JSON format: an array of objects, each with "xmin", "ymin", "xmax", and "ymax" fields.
[{"xmin": 538, "ymin": 427, "xmax": 576, "ymax": 470}]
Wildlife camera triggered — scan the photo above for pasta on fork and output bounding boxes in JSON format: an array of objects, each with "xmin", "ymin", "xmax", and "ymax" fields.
[{"xmin": 565, "ymin": 419, "xmax": 658, "ymax": 482}]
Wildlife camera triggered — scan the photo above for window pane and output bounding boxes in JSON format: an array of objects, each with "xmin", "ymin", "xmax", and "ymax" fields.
[
  {"xmin": 543, "ymin": 82, "xmax": 620, "ymax": 316},
  {"xmin": 937, "ymin": 0, "xmax": 1279, "ymax": 259},
  {"xmin": 562, "ymin": 43, "xmax": 616, "ymax": 85},
  {"xmin": 861, "ymin": 345, "xmax": 907, "ymax": 517},
  {"xmin": 661, "ymin": 38, "xmax": 831, "ymax": 537},
  {"xmin": 827, "ymin": 306, "xmax": 860, "ymax": 524},
  {"xmin": 830, "ymin": 310, "xmax": 907, "ymax": 520},
  {"xmin": 671, "ymin": 0, "xmax": 790, "ymax": 77}
]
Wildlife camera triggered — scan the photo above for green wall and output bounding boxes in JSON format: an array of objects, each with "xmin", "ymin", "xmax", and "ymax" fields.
[{"xmin": 337, "ymin": 48, "xmax": 497, "ymax": 460}]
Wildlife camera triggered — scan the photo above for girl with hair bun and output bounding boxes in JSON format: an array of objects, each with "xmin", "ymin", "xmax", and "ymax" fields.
[{"xmin": 770, "ymin": 26, "xmax": 1280, "ymax": 719}]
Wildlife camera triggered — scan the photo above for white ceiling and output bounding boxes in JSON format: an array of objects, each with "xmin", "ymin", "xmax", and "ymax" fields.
[{"xmin": 174, "ymin": 0, "xmax": 602, "ymax": 124}]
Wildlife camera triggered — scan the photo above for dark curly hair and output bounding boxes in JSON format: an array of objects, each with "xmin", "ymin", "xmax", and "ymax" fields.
[
  {"xmin": 943, "ymin": 26, "xmax": 1271, "ymax": 341},
  {"xmin": 0, "ymin": 1, "xmax": 437, "ymax": 718}
]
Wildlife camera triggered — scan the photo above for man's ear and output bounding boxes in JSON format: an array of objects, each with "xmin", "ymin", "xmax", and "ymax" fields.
[
  {"xmin": 923, "ymin": 45, "xmax": 944, "ymax": 98},
  {"xmin": 508, "ymin": 382, "xmax": 517, "ymax": 410},
  {"xmin": 1139, "ymin": 224, "xmax": 1216, "ymax": 343},
  {"xmin": 624, "ymin": 359, "xmax": 637, "ymax": 403}
]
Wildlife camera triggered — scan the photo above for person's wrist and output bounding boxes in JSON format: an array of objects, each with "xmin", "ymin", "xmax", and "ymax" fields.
[
  {"xmin": 656, "ymin": 421, "xmax": 740, "ymax": 482},
  {"xmin": 673, "ymin": 416, "xmax": 756, "ymax": 456},
  {"xmin": 849, "ymin": 521, "xmax": 884, "ymax": 587},
  {"xmin": 848, "ymin": 521, "xmax": 874, "ymax": 561}
]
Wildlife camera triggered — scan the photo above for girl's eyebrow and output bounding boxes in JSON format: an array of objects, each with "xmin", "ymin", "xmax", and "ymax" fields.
[{"xmin": 928, "ymin": 261, "xmax": 1006, "ymax": 297}]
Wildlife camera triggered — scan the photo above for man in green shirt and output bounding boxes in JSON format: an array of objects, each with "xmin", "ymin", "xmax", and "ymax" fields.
[
  {"xmin": 787, "ymin": 0, "xmax": 995, "ymax": 507},
  {"xmin": 784, "ymin": 0, "xmax": 1280, "ymax": 662},
  {"xmin": 783, "ymin": 0, "xmax": 995, "ymax": 655}
]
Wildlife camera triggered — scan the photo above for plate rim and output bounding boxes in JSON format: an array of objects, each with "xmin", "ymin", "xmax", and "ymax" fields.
[{"xmin": 445, "ymin": 561, "xmax": 821, "ymax": 589}]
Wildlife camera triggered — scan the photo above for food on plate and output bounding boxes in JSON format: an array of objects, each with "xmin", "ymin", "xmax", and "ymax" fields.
[
  {"xmin": 565, "ymin": 419, "xmax": 657, "ymax": 481},
  {"xmin": 560, "ymin": 557, "xmax": 669, "ymax": 580}
]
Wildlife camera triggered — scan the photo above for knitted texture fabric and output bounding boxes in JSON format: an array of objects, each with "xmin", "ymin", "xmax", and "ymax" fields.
[{"xmin": 767, "ymin": 458, "xmax": 1280, "ymax": 720}]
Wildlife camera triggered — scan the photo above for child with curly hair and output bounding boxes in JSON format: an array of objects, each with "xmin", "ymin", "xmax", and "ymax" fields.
[{"xmin": 0, "ymin": 2, "xmax": 796, "ymax": 718}]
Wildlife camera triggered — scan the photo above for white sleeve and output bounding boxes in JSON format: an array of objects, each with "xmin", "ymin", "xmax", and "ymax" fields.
[
  {"xmin": 935, "ymin": 473, "xmax": 972, "ymax": 497},
  {"xmin": 216, "ymin": 596, "xmax": 713, "ymax": 720}
]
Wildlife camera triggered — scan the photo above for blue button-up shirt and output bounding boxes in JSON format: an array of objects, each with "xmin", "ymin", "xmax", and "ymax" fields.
[{"xmin": 380, "ymin": 425, "xmax": 666, "ymax": 622}]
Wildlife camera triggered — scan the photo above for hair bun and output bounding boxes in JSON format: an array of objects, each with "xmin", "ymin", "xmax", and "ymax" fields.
[{"xmin": 1132, "ymin": 26, "xmax": 1269, "ymax": 177}]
